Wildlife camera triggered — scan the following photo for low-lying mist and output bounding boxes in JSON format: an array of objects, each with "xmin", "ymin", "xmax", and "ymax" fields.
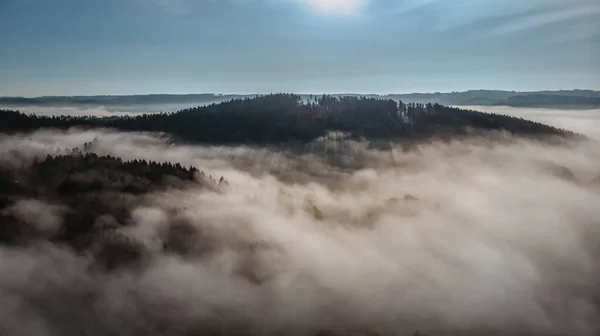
[
  {"xmin": 0, "ymin": 105, "xmax": 161, "ymax": 117},
  {"xmin": 457, "ymin": 105, "xmax": 600, "ymax": 141},
  {"xmin": 1, "ymin": 128, "xmax": 600, "ymax": 336},
  {"xmin": 0, "ymin": 101, "xmax": 222, "ymax": 117}
]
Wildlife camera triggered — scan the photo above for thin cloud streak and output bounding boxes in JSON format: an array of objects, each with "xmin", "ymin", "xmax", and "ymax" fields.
[
  {"xmin": 547, "ymin": 20, "xmax": 600, "ymax": 43},
  {"xmin": 489, "ymin": 4, "xmax": 600, "ymax": 36},
  {"xmin": 425, "ymin": 0, "xmax": 599, "ymax": 40}
]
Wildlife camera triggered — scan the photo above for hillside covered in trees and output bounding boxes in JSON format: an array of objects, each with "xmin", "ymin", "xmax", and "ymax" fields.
[
  {"xmin": 0, "ymin": 94, "xmax": 580, "ymax": 146},
  {"xmin": 0, "ymin": 150, "xmax": 227, "ymax": 270}
]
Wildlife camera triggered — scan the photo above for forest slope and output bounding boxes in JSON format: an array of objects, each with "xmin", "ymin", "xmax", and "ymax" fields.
[{"xmin": 0, "ymin": 150, "xmax": 227, "ymax": 270}]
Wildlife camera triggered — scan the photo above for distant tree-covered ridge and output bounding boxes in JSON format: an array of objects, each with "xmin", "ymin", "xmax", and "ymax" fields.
[
  {"xmin": 0, "ymin": 94, "xmax": 580, "ymax": 145},
  {"xmin": 1, "ymin": 89, "xmax": 599, "ymax": 108},
  {"xmin": 0, "ymin": 93, "xmax": 252, "ymax": 107},
  {"xmin": 385, "ymin": 89, "xmax": 600, "ymax": 108}
]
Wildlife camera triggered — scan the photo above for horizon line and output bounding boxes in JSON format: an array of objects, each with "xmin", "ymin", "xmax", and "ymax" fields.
[{"xmin": 1, "ymin": 88, "xmax": 599, "ymax": 99}]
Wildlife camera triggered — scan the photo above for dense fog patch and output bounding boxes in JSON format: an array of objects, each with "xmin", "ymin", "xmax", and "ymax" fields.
[
  {"xmin": 0, "ymin": 105, "xmax": 152, "ymax": 118},
  {"xmin": 1, "ymin": 129, "xmax": 600, "ymax": 335},
  {"xmin": 1, "ymin": 199, "xmax": 67, "ymax": 237},
  {"xmin": 0, "ymin": 101, "xmax": 223, "ymax": 117}
]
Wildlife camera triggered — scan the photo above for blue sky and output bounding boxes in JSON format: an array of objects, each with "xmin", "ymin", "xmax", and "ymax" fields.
[{"xmin": 0, "ymin": 0, "xmax": 598, "ymax": 96}]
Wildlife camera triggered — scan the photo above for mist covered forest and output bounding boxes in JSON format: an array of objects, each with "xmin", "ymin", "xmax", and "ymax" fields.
[{"xmin": 0, "ymin": 94, "xmax": 599, "ymax": 336}]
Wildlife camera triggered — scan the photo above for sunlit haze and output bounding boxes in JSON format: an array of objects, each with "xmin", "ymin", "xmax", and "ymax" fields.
[
  {"xmin": 1, "ymin": 0, "xmax": 598, "ymax": 96},
  {"xmin": 302, "ymin": 0, "xmax": 367, "ymax": 16}
]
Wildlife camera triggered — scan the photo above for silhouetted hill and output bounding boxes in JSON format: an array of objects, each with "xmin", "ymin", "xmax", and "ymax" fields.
[{"xmin": 0, "ymin": 94, "xmax": 580, "ymax": 148}]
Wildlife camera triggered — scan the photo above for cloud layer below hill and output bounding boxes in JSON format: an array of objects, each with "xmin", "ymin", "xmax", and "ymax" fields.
[{"xmin": 1, "ymin": 129, "xmax": 600, "ymax": 335}]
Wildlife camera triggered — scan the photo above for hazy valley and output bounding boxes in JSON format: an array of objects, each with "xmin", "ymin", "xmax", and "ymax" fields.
[
  {"xmin": 4, "ymin": 0, "xmax": 599, "ymax": 333},
  {"xmin": 0, "ymin": 94, "xmax": 599, "ymax": 336}
]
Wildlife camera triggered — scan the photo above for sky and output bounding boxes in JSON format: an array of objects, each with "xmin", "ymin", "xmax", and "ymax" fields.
[{"xmin": 0, "ymin": 0, "xmax": 598, "ymax": 96}]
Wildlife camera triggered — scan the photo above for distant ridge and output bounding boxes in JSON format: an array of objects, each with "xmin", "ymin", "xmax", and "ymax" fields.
[{"xmin": 2, "ymin": 90, "xmax": 600, "ymax": 109}]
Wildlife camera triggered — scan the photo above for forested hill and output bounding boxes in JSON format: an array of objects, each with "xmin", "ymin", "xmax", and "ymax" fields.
[
  {"xmin": 0, "ymin": 151, "xmax": 227, "ymax": 270},
  {"xmin": 0, "ymin": 94, "xmax": 579, "ymax": 145}
]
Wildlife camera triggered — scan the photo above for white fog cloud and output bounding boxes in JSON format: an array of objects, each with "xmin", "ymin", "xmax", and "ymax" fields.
[
  {"xmin": 1, "ymin": 128, "xmax": 600, "ymax": 335},
  {"xmin": 1, "ymin": 199, "xmax": 67, "ymax": 237}
]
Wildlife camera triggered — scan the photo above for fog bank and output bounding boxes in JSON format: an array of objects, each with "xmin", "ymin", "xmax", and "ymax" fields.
[
  {"xmin": 1, "ymin": 129, "xmax": 600, "ymax": 335},
  {"xmin": 0, "ymin": 101, "xmax": 223, "ymax": 117}
]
